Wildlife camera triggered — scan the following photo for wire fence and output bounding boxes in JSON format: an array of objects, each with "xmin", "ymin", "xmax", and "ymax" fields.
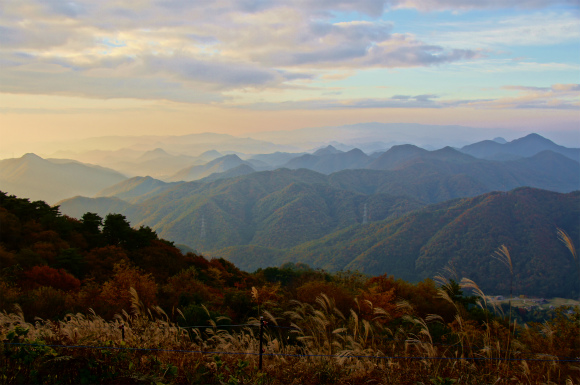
[
  {"xmin": 3, "ymin": 341, "xmax": 578, "ymax": 363},
  {"xmin": 4, "ymin": 318, "xmax": 578, "ymax": 368}
]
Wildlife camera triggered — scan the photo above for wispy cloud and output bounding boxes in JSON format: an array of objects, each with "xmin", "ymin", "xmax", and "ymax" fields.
[
  {"xmin": 425, "ymin": 12, "xmax": 580, "ymax": 49},
  {"xmin": 0, "ymin": 0, "xmax": 494, "ymax": 103},
  {"xmin": 0, "ymin": 0, "xmax": 577, "ymax": 107},
  {"xmin": 237, "ymin": 83, "xmax": 579, "ymax": 110},
  {"xmin": 390, "ymin": 0, "xmax": 580, "ymax": 11}
]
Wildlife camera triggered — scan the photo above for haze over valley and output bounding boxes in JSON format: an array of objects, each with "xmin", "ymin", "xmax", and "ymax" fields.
[{"xmin": 1, "ymin": 130, "xmax": 578, "ymax": 298}]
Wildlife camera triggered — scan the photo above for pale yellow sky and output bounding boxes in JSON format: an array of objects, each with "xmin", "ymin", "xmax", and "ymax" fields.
[
  {"xmin": 1, "ymin": 0, "xmax": 579, "ymax": 158},
  {"xmin": 2, "ymin": 91, "xmax": 578, "ymax": 159}
]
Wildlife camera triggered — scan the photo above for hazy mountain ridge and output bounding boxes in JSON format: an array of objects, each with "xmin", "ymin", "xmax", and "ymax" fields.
[
  {"xmin": 284, "ymin": 148, "xmax": 372, "ymax": 174},
  {"xmin": 0, "ymin": 154, "xmax": 127, "ymax": 204},
  {"xmin": 167, "ymin": 154, "xmax": 255, "ymax": 182},
  {"xmin": 96, "ymin": 176, "xmax": 183, "ymax": 204},
  {"xmin": 6, "ymin": 131, "xmax": 579, "ymax": 218},
  {"xmin": 57, "ymin": 145, "xmax": 579, "ymax": 261},
  {"xmin": 460, "ymin": 133, "xmax": 580, "ymax": 162}
]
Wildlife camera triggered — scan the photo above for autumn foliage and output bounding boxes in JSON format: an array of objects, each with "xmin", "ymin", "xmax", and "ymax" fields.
[
  {"xmin": 1, "ymin": 191, "xmax": 579, "ymax": 384},
  {"xmin": 20, "ymin": 265, "xmax": 80, "ymax": 292}
]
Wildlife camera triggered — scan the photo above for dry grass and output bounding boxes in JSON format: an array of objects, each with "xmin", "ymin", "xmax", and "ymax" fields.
[{"xmin": 1, "ymin": 282, "xmax": 579, "ymax": 385}]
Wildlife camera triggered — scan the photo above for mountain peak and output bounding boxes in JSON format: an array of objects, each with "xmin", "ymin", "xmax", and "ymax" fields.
[
  {"xmin": 431, "ymin": 146, "xmax": 475, "ymax": 162},
  {"xmin": 138, "ymin": 148, "xmax": 170, "ymax": 161},
  {"xmin": 313, "ymin": 145, "xmax": 342, "ymax": 156},
  {"xmin": 512, "ymin": 133, "xmax": 553, "ymax": 145},
  {"xmin": 346, "ymin": 148, "xmax": 366, "ymax": 156},
  {"xmin": 199, "ymin": 150, "xmax": 223, "ymax": 161},
  {"xmin": 21, "ymin": 153, "xmax": 43, "ymax": 161},
  {"xmin": 205, "ymin": 154, "xmax": 244, "ymax": 167},
  {"xmin": 366, "ymin": 144, "xmax": 427, "ymax": 170},
  {"xmin": 222, "ymin": 153, "xmax": 242, "ymax": 161},
  {"xmin": 150, "ymin": 148, "xmax": 169, "ymax": 155}
]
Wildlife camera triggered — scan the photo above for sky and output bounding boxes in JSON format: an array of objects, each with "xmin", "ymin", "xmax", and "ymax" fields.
[{"xmin": 1, "ymin": 0, "xmax": 579, "ymax": 156}]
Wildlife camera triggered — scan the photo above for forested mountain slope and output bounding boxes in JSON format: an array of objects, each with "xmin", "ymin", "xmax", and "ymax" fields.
[
  {"xmin": 257, "ymin": 187, "xmax": 578, "ymax": 298},
  {"xmin": 59, "ymin": 168, "xmax": 424, "ymax": 251}
]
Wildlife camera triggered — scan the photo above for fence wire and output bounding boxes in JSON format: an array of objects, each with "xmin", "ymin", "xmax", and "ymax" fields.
[{"xmin": 3, "ymin": 342, "xmax": 578, "ymax": 363}]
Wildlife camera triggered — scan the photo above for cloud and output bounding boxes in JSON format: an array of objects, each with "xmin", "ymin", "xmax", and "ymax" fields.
[
  {"xmin": 0, "ymin": 0, "xmax": 575, "ymax": 105},
  {"xmin": 552, "ymin": 84, "xmax": 580, "ymax": 92},
  {"xmin": 237, "ymin": 83, "xmax": 578, "ymax": 110},
  {"xmin": 143, "ymin": 55, "xmax": 283, "ymax": 88},
  {"xmin": 474, "ymin": 83, "xmax": 580, "ymax": 109},
  {"xmin": 425, "ymin": 12, "xmax": 580, "ymax": 49},
  {"xmin": 0, "ymin": 0, "xmax": 483, "ymax": 103},
  {"xmin": 389, "ymin": 0, "xmax": 580, "ymax": 12},
  {"xmin": 238, "ymin": 94, "xmax": 447, "ymax": 110},
  {"xmin": 242, "ymin": 21, "xmax": 481, "ymax": 68}
]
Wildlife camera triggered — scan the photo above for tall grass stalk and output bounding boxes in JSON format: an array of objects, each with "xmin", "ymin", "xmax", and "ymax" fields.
[
  {"xmin": 2, "ymin": 282, "xmax": 578, "ymax": 383},
  {"xmin": 556, "ymin": 228, "xmax": 579, "ymax": 300},
  {"xmin": 492, "ymin": 245, "xmax": 515, "ymax": 363},
  {"xmin": 556, "ymin": 227, "xmax": 580, "ymax": 350}
]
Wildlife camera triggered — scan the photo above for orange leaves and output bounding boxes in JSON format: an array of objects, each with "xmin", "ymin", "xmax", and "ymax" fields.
[
  {"xmin": 357, "ymin": 286, "xmax": 399, "ymax": 323},
  {"xmin": 100, "ymin": 262, "xmax": 157, "ymax": 316},
  {"xmin": 21, "ymin": 265, "xmax": 81, "ymax": 292}
]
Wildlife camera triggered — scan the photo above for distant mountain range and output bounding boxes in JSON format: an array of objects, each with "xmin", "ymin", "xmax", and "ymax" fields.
[
  {"xmin": 57, "ymin": 173, "xmax": 579, "ymax": 296},
  {"xmin": 460, "ymin": 133, "xmax": 580, "ymax": 162},
  {"xmin": 167, "ymin": 154, "xmax": 254, "ymax": 182},
  {"xmin": 3, "ymin": 132, "xmax": 579, "ymax": 298},
  {"xmin": 57, "ymin": 145, "xmax": 579, "ymax": 247},
  {"xmin": 3, "ymin": 131, "xmax": 578, "ymax": 208},
  {"xmin": 280, "ymin": 134, "xmax": 579, "ymax": 176},
  {"xmin": 0, "ymin": 153, "xmax": 127, "ymax": 204},
  {"xmin": 39, "ymin": 132, "xmax": 299, "ymax": 160}
]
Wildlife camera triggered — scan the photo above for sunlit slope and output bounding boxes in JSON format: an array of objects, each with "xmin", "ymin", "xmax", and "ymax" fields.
[
  {"xmin": 59, "ymin": 168, "xmax": 424, "ymax": 251},
  {"xmin": 274, "ymin": 188, "xmax": 579, "ymax": 297},
  {"xmin": 0, "ymin": 153, "xmax": 127, "ymax": 204}
]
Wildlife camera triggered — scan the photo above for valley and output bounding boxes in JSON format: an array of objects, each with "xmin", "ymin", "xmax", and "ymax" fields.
[{"xmin": 1, "ymin": 131, "xmax": 578, "ymax": 298}]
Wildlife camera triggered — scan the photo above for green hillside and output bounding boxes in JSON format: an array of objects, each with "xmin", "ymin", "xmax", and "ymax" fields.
[
  {"xmin": 274, "ymin": 187, "xmax": 579, "ymax": 297},
  {"xmin": 59, "ymin": 168, "xmax": 424, "ymax": 252},
  {"xmin": 136, "ymin": 170, "xmax": 424, "ymax": 251}
]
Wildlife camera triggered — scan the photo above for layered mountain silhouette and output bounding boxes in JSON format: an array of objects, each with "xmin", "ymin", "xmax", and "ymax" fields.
[
  {"xmin": 58, "ymin": 146, "xmax": 579, "ymax": 259},
  {"xmin": 247, "ymin": 151, "xmax": 307, "ymax": 168},
  {"xmin": 0, "ymin": 154, "xmax": 127, "ymax": 204},
  {"xmin": 110, "ymin": 148, "xmax": 204, "ymax": 179},
  {"xmin": 460, "ymin": 133, "xmax": 580, "ymax": 162},
  {"xmin": 167, "ymin": 154, "xmax": 254, "ymax": 182},
  {"xmin": 7, "ymin": 132, "xmax": 579, "ymax": 215},
  {"xmin": 96, "ymin": 175, "xmax": 182, "ymax": 204},
  {"xmin": 7, "ymin": 132, "xmax": 580, "ymax": 298},
  {"xmin": 284, "ymin": 147, "xmax": 371, "ymax": 174}
]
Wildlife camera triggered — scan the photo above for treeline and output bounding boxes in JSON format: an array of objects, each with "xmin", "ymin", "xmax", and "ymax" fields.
[{"xmin": 2, "ymin": 190, "xmax": 479, "ymax": 326}]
